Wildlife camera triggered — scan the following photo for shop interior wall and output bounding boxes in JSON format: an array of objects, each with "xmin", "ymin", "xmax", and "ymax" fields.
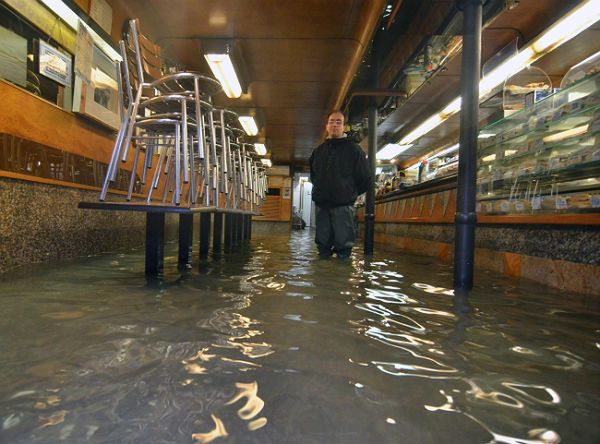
[{"xmin": 0, "ymin": 0, "xmax": 149, "ymax": 274}]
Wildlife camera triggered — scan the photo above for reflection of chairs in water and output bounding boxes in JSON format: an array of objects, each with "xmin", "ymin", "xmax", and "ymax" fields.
[{"xmin": 99, "ymin": 19, "xmax": 267, "ymax": 210}]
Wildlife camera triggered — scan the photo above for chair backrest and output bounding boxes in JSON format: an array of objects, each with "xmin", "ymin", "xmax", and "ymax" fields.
[{"xmin": 124, "ymin": 19, "xmax": 163, "ymax": 89}]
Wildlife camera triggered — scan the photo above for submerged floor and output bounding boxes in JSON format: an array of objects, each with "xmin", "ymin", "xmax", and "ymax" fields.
[{"xmin": 0, "ymin": 229, "xmax": 599, "ymax": 443}]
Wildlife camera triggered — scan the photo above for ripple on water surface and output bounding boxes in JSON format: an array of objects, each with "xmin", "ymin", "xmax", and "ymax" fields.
[{"xmin": 0, "ymin": 230, "xmax": 599, "ymax": 443}]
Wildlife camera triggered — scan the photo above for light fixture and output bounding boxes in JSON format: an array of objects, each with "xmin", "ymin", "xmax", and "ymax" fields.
[
  {"xmin": 479, "ymin": 48, "xmax": 535, "ymax": 98},
  {"xmin": 376, "ymin": 143, "xmax": 413, "ymax": 160},
  {"xmin": 38, "ymin": 0, "xmax": 122, "ymax": 61},
  {"xmin": 396, "ymin": 0, "xmax": 600, "ymax": 146},
  {"xmin": 239, "ymin": 116, "xmax": 259, "ymax": 136},
  {"xmin": 254, "ymin": 143, "xmax": 267, "ymax": 155},
  {"xmin": 261, "ymin": 159, "xmax": 272, "ymax": 167},
  {"xmin": 532, "ymin": 1, "xmax": 600, "ymax": 54},
  {"xmin": 399, "ymin": 115, "xmax": 443, "ymax": 145},
  {"xmin": 478, "ymin": 132, "xmax": 496, "ymax": 139},
  {"xmin": 204, "ymin": 52, "xmax": 242, "ymax": 98},
  {"xmin": 427, "ymin": 143, "xmax": 459, "ymax": 161}
]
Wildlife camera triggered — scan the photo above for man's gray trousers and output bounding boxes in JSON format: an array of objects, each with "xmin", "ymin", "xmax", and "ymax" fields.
[{"xmin": 315, "ymin": 205, "xmax": 356, "ymax": 258}]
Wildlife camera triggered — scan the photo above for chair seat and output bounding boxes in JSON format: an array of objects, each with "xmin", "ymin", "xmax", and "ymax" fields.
[{"xmin": 150, "ymin": 72, "xmax": 222, "ymax": 96}]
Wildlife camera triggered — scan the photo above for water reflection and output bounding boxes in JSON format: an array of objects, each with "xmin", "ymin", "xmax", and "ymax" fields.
[{"xmin": 0, "ymin": 230, "xmax": 598, "ymax": 442}]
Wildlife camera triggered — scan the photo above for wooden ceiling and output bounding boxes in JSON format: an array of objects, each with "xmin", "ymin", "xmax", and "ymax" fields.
[
  {"xmin": 103, "ymin": 0, "xmax": 599, "ymax": 169},
  {"xmin": 107, "ymin": 0, "xmax": 386, "ymax": 166}
]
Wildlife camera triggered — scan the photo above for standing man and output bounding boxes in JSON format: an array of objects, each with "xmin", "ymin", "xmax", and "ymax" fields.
[{"xmin": 309, "ymin": 110, "xmax": 371, "ymax": 259}]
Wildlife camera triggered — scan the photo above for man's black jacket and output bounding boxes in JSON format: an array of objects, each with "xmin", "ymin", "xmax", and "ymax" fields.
[{"xmin": 309, "ymin": 137, "xmax": 371, "ymax": 208}]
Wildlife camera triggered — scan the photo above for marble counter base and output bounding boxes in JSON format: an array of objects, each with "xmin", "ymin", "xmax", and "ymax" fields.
[
  {"xmin": 0, "ymin": 178, "xmax": 146, "ymax": 274},
  {"xmin": 367, "ymin": 226, "xmax": 600, "ymax": 296},
  {"xmin": 374, "ymin": 222, "xmax": 599, "ymax": 265}
]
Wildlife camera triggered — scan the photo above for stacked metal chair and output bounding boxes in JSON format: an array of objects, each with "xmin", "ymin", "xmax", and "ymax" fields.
[
  {"xmin": 100, "ymin": 19, "xmax": 267, "ymax": 210},
  {"xmin": 100, "ymin": 20, "xmax": 210, "ymax": 205}
]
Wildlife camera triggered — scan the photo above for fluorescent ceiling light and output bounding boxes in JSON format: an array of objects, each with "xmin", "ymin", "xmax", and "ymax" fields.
[
  {"xmin": 427, "ymin": 143, "xmax": 459, "ymax": 160},
  {"xmin": 38, "ymin": 0, "xmax": 122, "ymax": 62},
  {"xmin": 399, "ymin": 114, "xmax": 444, "ymax": 146},
  {"xmin": 239, "ymin": 116, "xmax": 259, "ymax": 136},
  {"xmin": 396, "ymin": 0, "xmax": 600, "ymax": 146},
  {"xmin": 261, "ymin": 159, "xmax": 272, "ymax": 167},
  {"xmin": 532, "ymin": 1, "xmax": 600, "ymax": 54},
  {"xmin": 254, "ymin": 143, "xmax": 267, "ymax": 155},
  {"xmin": 204, "ymin": 53, "xmax": 242, "ymax": 98},
  {"xmin": 441, "ymin": 97, "xmax": 462, "ymax": 117},
  {"xmin": 376, "ymin": 143, "xmax": 413, "ymax": 160},
  {"xmin": 478, "ymin": 132, "xmax": 496, "ymax": 139},
  {"xmin": 479, "ymin": 48, "xmax": 535, "ymax": 98}
]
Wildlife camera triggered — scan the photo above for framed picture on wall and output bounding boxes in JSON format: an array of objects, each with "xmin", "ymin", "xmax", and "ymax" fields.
[
  {"xmin": 72, "ymin": 45, "xmax": 120, "ymax": 130},
  {"xmin": 38, "ymin": 40, "xmax": 72, "ymax": 87}
]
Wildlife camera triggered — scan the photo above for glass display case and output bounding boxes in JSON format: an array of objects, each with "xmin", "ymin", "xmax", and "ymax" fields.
[
  {"xmin": 476, "ymin": 71, "xmax": 600, "ymax": 214},
  {"xmin": 422, "ymin": 152, "xmax": 459, "ymax": 182}
]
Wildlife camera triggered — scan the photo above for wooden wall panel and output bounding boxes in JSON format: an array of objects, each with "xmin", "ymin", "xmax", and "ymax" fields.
[{"xmin": 0, "ymin": 81, "xmax": 115, "ymax": 164}]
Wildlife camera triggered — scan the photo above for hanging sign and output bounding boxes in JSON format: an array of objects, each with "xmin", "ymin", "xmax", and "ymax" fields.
[{"xmin": 38, "ymin": 40, "xmax": 72, "ymax": 87}]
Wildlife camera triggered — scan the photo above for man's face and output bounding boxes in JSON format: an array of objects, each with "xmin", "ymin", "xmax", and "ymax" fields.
[{"xmin": 326, "ymin": 112, "xmax": 345, "ymax": 139}]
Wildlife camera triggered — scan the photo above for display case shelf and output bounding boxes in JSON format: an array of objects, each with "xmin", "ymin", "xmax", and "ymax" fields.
[
  {"xmin": 477, "ymin": 71, "xmax": 600, "ymax": 215},
  {"xmin": 479, "ymin": 102, "xmax": 600, "ymax": 156}
]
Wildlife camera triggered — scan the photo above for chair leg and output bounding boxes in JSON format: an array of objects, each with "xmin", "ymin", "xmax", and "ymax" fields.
[
  {"xmin": 174, "ymin": 124, "xmax": 181, "ymax": 205},
  {"xmin": 188, "ymin": 134, "xmax": 196, "ymax": 204},
  {"xmin": 126, "ymin": 133, "xmax": 142, "ymax": 200},
  {"xmin": 147, "ymin": 144, "xmax": 167, "ymax": 204},
  {"xmin": 100, "ymin": 103, "xmax": 133, "ymax": 200},
  {"xmin": 181, "ymin": 99, "xmax": 189, "ymax": 184}
]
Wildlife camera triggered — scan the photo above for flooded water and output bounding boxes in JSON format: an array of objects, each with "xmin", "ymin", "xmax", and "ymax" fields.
[{"xmin": 0, "ymin": 229, "xmax": 599, "ymax": 443}]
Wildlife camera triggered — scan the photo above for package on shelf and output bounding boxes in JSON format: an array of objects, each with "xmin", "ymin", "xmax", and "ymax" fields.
[{"xmin": 566, "ymin": 192, "xmax": 592, "ymax": 209}]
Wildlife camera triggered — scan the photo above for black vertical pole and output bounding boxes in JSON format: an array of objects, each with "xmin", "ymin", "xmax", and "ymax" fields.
[
  {"xmin": 145, "ymin": 212, "xmax": 165, "ymax": 276},
  {"xmin": 224, "ymin": 213, "xmax": 233, "ymax": 252},
  {"xmin": 199, "ymin": 212, "xmax": 211, "ymax": 257},
  {"xmin": 454, "ymin": 0, "xmax": 482, "ymax": 290},
  {"xmin": 364, "ymin": 42, "xmax": 379, "ymax": 256},
  {"xmin": 234, "ymin": 213, "xmax": 242, "ymax": 246},
  {"xmin": 364, "ymin": 97, "xmax": 376, "ymax": 255},
  {"xmin": 237, "ymin": 213, "xmax": 244, "ymax": 244},
  {"xmin": 245, "ymin": 214, "xmax": 252, "ymax": 240},
  {"xmin": 178, "ymin": 213, "xmax": 194, "ymax": 269},
  {"xmin": 213, "ymin": 212, "xmax": 223, "ymax": 254},
  {"xmin": 240, "ymin": 213, "xmax": 247, "ymax": 242}
]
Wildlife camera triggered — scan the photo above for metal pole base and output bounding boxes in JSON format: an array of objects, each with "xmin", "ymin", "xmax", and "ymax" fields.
[
  {"xmin": 199, "ymin": 213, "xmax": 211, "ymax": 257},
  {"xmin": 178, "ymin": 213, "xmax": 193, "ymax": 269},
  {"xmin": 453, "ymin": 211, "xmax": 477, "ymax": 289},
  {"xmin": 145, "ymin": 213, "xmax": 165, "ymax": 276},
  {"xmin": 224, "ymin": 213, "xmax": 233, "ymax": 252},
  {"xmin": 212, "ymin": 213, "xmax": 223, "ymax": 255},
  {"xmin": 364, "ymin": 213, "xmax": 375, "ymax": 255}
]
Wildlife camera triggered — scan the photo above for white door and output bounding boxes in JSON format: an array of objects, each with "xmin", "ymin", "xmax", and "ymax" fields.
[{"xmin": 301, "ymin": 181, "xmax": 313, "ymax": 227}]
